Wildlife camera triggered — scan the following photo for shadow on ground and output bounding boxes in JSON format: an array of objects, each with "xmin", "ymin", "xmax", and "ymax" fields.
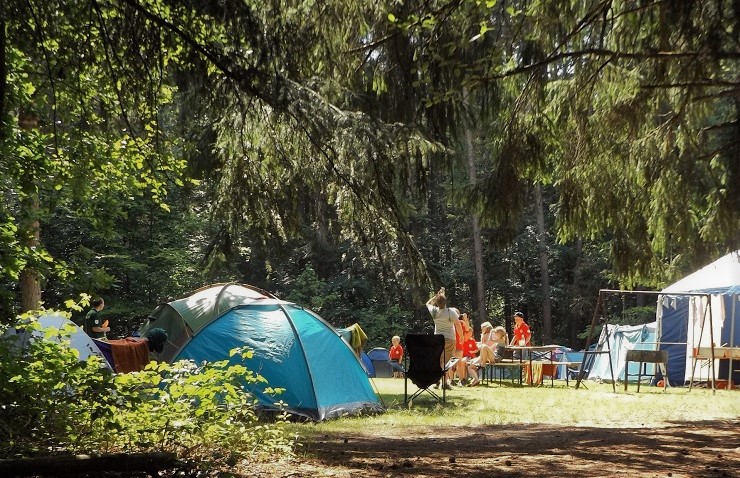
[{"xmin": 257, "ymin": 420, "xmax": 739, "ymax": 478}]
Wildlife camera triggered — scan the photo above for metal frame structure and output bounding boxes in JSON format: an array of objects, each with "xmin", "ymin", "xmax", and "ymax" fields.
[{"xmin": 575, "ymin": 289, "xmax": 718, "ymax": 391}]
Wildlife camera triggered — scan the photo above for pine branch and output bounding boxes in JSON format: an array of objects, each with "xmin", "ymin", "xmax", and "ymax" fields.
[
  {"xmin": 484, "ymin": 48, "xmax": 740, "ymax": 82},
  {"xmin": 642, "ymin": 81, "xmax": 740, "ymax": 89}
]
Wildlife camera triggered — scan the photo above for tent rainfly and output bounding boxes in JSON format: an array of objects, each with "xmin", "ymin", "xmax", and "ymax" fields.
[{"xmin": 139, "ymin": 283, "xmax": 384, "ymax": 420}]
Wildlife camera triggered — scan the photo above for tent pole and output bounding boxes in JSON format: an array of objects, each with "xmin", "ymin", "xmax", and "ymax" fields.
[
  {"xmin": 730, "ymin": 293, "xmax": 737, "ymax": 389},
  {"xmin": 689, "ymin": 297, "xmax": 709, "ymax": 391},
  {"xmin": 576, "ymin": 291, "xmax": 602, "ymax": 389},
  {"xmin": 604, "ymin": 321, "xmax": 616, "ymax": 392},
  {"xmin": 707, "ymin": 296, "xmax": 716, "ymax": 394}
]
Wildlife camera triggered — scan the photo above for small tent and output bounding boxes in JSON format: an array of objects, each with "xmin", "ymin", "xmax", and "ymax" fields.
[
  {"xmin": 139, "ymin": 284, "xmax": 383, "ymax": 420},
  {"xmin": 657, "ymin": 251, "xmax": 740, "ymax": 385},
  {"xmin": 587, "ymin": 323, "xmax": 658, "ymax": 383},
  {"xmin": 13, "ymin": 314, "xmax": 112, "ymax": 370},
  {"xmin": 360, "ymin": 351, "xmax": 374, "ymax": 377},
  {"xmin": 367, "ymin": 347, "xmax": 394, "ymax": 378}
]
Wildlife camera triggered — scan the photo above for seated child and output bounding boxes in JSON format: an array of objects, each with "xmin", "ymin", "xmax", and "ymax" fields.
[
  {"xmin": 460, "ymin": 325, "xmax": 479, "ymax": 385},
  {"xmin": 467, "ymin": 325, "xmax": 508, "ymax": 385}
]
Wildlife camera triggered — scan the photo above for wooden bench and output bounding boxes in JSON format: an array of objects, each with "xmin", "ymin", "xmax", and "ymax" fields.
[{"xmin": 483, "ymin": 360, "xmax": 526, "ymax": 385}]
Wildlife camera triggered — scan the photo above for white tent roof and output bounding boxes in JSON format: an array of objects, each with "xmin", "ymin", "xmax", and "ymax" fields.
[{"xmin": 662, "ymin": 251, "xmax": 740, "ymax": 293}]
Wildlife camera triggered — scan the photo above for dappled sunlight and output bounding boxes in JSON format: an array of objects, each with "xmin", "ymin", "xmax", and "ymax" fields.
[{"xmin": 282, "ymin": 420, "xmax": 740, "ymax": 478}]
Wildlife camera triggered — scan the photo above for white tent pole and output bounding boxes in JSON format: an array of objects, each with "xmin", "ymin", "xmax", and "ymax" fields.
[
  {"xmin": 689, "ymin": 296, "xmax": 709, "ymax": 391},
  {"xmin": 707, "ymin": 296, "xmax": 716, "ymax": 394},
  {"xmin": 730, "ymin": 293, "xmax": 737, "ymax": 389}
]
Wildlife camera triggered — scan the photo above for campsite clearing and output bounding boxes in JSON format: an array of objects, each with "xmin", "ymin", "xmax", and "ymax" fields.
[{"xmin": 249, "ymin": 380, "xmax": 740, "ymax": 478}]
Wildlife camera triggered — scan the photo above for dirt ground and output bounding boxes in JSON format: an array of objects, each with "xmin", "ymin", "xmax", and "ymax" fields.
[{"xmin": 251, "ymin": 420, "xmax": 740, "ymax": 478}]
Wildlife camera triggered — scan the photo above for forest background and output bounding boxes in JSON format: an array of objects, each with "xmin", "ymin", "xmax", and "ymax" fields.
[{"xmin": 1, "ymin": 0, "xmax": 738, "ymax": 350}]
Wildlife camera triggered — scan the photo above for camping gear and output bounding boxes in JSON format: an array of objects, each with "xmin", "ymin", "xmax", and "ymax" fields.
[
  {"xmin": 338, "ymin": 323, "xmax": 367, "ymax": 357},
  {"xmin": 94, "ymin": 328, "xmax": 168, "ymax": 373},
  {"xmin": 360, "ymin": 351, "xmax": 374, "ymax": 376},
  {"xmin": 337, "ymin": 324, "xmax": 369, "ymax": 371},
  {"xmin": 367, "ymin": 347, "xmax": 394, "ymax": 378},
  {"xmin": 94, "ymin": 338, "xmax": 151, "ymax": 373},
  {"xmin": 139, "ymin": 284, "xmax": 384, "ymax": 421},
  {"xmin": 404, "ymin": 334, "xmax": 446, "ymax": 404},
  {"xmin": 139, "ymin": 283, "xmax": 274, "ymax": 363},
  {"xmin": 657, "ymin": 251, "xmax": 740, "ymax": 385}
]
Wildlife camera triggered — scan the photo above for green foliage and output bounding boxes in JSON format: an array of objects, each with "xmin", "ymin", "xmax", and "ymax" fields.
[
  {"xmin": 0, "ymin": 312, "xmax": 117, "ymax": 455},
  {"xmin": 578, "ymin": 306, "xmax": 657, "ymax": 340},
  {"xmin": 284, "ymin": 266, "xmax": 340, "ymax": 315},
  {"xmin": 0, "ymin": 310, "xmax": 295, "ymax": 465},
  {"xmin": 110, "ymin": 355, "xmax": 294, "ymax": 463}
]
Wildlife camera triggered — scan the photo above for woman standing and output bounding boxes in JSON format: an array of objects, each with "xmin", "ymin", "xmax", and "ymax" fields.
[{"xmin": 426, "ymin": 288, "xmax": 460, "ymax": 389}]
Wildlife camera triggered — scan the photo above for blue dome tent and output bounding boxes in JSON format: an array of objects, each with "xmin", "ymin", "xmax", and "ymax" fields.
[
  {"xmin": 140, "ymin": 284, "xmax": 383, "ymax": 420},
  {"xmin": 367, "ymin": 347, "xmax": 394, "ymax": 378},
  {"xmin": 360, "ymin": 351, "xmax": 374, "ymax": 377}
]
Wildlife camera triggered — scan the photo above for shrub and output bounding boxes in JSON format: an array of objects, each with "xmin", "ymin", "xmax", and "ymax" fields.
[{"xmin": 0, "ymin": 311, "xmax": 295, "ymax": 469}]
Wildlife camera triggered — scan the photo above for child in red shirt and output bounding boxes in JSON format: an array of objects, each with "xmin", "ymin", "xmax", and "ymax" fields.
[
  {"xmin": 389, "ymin": 335, "xmax": 404, "ymax": 378},
  {"xmin": 510, "ymin": 311, "xmax": 532, "ymax": 346},
  {"xmin": 460, "ymin": 326, "xmax": 482, "ymax": 386}
]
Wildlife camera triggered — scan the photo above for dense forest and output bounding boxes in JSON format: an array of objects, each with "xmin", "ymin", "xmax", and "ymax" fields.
[{"xmin": 1, "ymin": 0, "xmax": 738, "ymax": 350}]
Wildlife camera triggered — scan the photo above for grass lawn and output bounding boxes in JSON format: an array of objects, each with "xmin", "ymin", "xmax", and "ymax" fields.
[{"xmin": 293, "ymin": 377, "xmax": 740, "ymax": 435}]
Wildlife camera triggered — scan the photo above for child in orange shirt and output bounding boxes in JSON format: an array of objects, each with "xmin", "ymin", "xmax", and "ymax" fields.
[{"xmin": 389, "ymin": 335, "xmax": 404, "ymax": 378}]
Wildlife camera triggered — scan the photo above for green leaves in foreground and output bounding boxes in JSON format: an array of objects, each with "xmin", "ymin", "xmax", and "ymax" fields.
[{"xmin": 0, "ymin": 314, "xmax": 294, "ymax": 468}]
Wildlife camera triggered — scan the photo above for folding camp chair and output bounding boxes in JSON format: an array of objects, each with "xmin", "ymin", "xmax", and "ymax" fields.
[{"xmin": 404, "ymin": 333, "xmax": 447, "ymax": 404}]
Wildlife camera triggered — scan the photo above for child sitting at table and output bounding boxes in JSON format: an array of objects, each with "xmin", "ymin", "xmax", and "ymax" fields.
[{"xmin": 467, "ymin": 325, "xmax": 507, "ymax": 386}]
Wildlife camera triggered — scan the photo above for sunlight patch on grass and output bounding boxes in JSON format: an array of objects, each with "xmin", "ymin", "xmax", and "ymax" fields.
[{"xmin": 292, "ymin": 378, "xmax": 740, "ymax": 437}]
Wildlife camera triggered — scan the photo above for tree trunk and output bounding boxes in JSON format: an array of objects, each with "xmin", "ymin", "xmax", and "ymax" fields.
[
  {"xmin": 568, "ymin": 238, "xmax": 583, "ymax": 347},
  {"xmin": 0, "ymin": 452, "xmax": 183, "ymax": 477},
  {"xmin": 0, "ymin": 11, "xmax": 6, "ymax": 124},
  {"xmin": 534, "ymin": 183, "xmax": 552, "ymax": 343},
  {"xmin": 463, "ymin": 122, "xmax": 487, "ymax": 325},
  {"xmin": 19, "ymin": 114, "xmax": 41, "ymax": 312},
  {"xmin": 19, "ymin": 186, "xmax": 41, "ymax": 312}
]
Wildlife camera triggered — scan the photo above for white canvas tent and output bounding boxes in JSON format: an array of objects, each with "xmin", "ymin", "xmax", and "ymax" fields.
[
  {"xmin": 13, "ymin": 314, "xmax": 112, "ymax": 369},
  {"xmin": 588, "ymin": 322, "xmax": 658, "ymax": 383},
  {"xmin": 657, "ymin": 251, "xmax": 740, "ymax": 384}
]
